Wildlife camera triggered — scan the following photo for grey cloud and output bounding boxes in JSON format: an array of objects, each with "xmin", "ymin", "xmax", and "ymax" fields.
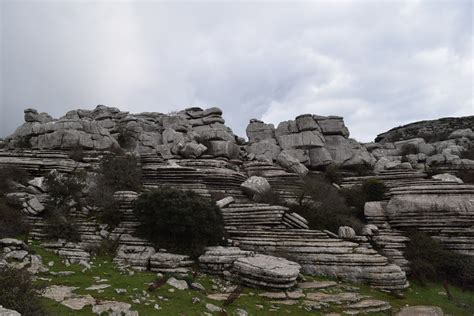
[{"xmin": 1, "ymin": 0, "xmax": 472, "ymax": 142}]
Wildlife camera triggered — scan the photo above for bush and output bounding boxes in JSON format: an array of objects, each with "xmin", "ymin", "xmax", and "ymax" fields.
[
  {"xmin": 405, "ymin": 230, "xmax": 474, "ymax": 288},
  {"xmin": 324, "ymin": 165, "xmax": 343, "ymax": 184},
  {"xmin": 456, "ymin": 169, "xmax": 474, "ymax": 184},
  {"xmin": 45, "ymin": 171, "xmax": 86, "ymax": 209},
  {"xmin": 460, "ymin": 146, "xmax": 474, "ymax": 160},
  {"xmin": 67, "ymin": 145, "xmax": 85, "ymax": 162},
  {"xmin": 0, "ymin": 166, "xmax": 28, "ymax": 196},
  {"xmin": 88, "ymin": 153, "xmax": 141, "ymax": 227},
  {"xmin": 0, "ymin": 198, "xmax": 30, "ymax": 238},
  {"xmin": 44, "ymin": 207, "xmax": 80, "ymax": 242},
  {"xmin": 96, "ymin": 154, "xmax": 141, "ymax": 192},
  {"xmin": 291, "ymin": 176, "xmax": 364, "ymax": 233},
  {"xmin": 400, "ymin": 143, "xmax": 419, "ymax": 156},
  {"xmin": 116, "ymin": 125, "xmax": 136, "ymax": 150},
  {"xmin": 44, "ymin": 171, "xmax": 85, "ymax": 242},
  {"xmin": 14, "ymin": 136, "xmax": 32, "ymax": 149},
  {"xmin": 0, "ymin": 267, "xmax": 47, "ymax": 315},
  {"xmin": 133, "ymin": 187, "xmax": 225, "ymax": 257},
  {"xmin": 361, "ymin": 178, "xmax": 387, "ymax": 201}
]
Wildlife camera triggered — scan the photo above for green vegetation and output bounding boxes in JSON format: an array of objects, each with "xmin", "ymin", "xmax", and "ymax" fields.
[
  {"xmin": 88, "ymin": 153, "xmax": 142, "ymax": 227},
  {"xmin": 291, "ymin": 176, "xmax": 365, "ymax": 233},
  {"xmin": 460, "ymin": 146, "xmax": 474, "ymax": 160},
  {"xmin": 29, "ymin": 243, "xmax": 474, "ymax": 316},
  {"xmin": 0, "ymin": 167, "xmax": 30, "ymax": 238},
  {"xmin": 95, "ymin": 153, "xmax": 141, "ymax": 192},
  {"xmin": 43, "ymin": 171, "xmax": 86, "ymax": 241},
  {"xmin": 400, "ymin": 143, "xmax": 419, "ymax": 156},
  {"xmin": 0, "ymin": 266, "xmax": 47, "ymax": 315},
  {"xmin": 405, "ymin": 230, "xmax": 474, "ymax": 289},
  {"xmin": 133, "ymin": 187, "xmax": 225, "ymax": 257}
]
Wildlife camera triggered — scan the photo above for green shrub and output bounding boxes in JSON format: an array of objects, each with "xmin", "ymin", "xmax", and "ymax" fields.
[
  {"xmin": 45, "ymin": 171, "xmax": 86, "ymax": 209},
  {"xmin": 88, "ymin": 153, "xmax": 141, "ymax": 227},
  {"xmin": 400, "ymin": 143, "xmax": 419, "ymax": 156},
  {"xmin": 96, "ymin": 154, "xmax": 141, "ymax": 192},
  {"xmin": 44, "ymin": 207, "xmax": 80, "ymax": 242},
  {"xmin": 456, "ymin": 169, "xmax": 474, "ymax": 184},
  {"xmin": 133, "ymin": 187, "xmax": 225, "ymax": 257},
  {"xmin": 0, "ymin": 198, "xmax": 30, "ymax": 238},
  {"xmin": 67, "ymin": 145, "xmax": 85, "ymax": 162},
  {"xmin": 0, "ymin": 167, "xmax": 28, "ymax": 196},
  {"xmin": 460, "ymin": 146, "xmax": 474, "ymax": 160},
  {"xmin": 361, "ymin": 178, "xmax": 387, "ymax": 201},
  {"xmin": 116, "ymin": 125, "xmax": 136, "ymax": 150},
  {"xmin": 0, "ymin": 267, "xmax": 48, "ymax": 315},
  {"xmin": 405, "ymin": 230, "xmax": 474, "ymax": 288},
  {"xmin": 341, "ymin": 185, "xmax": 366, "ymax": 211},
  {"xmin": 14, "ymin": 136, "xmax": 32, "ymax": 149},
  {"xmin": 324, "ymin": 165, "xmax": 343, "ymax": 184},
  {"xmin": 291, "ymin": 176, "xmax": 364, "ymax": 233},
  {"xmin": 44, "ymin": 171, "xmax": 85, "ymax": 242}
]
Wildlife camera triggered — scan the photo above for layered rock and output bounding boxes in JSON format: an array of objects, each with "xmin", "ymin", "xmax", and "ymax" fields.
[{"xmin": 386, "ymin": 184, "xmax": 474, "ymax": 256}]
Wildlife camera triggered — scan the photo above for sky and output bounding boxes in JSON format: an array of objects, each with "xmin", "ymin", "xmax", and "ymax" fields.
[{"xmin": 0, "ymin": 0, "xmax": 472, "ymax": 142}]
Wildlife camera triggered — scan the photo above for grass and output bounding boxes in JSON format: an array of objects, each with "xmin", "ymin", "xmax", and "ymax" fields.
[{"xmin": 30, "ymin": 244, "xmax": 474, "ymax": 315}]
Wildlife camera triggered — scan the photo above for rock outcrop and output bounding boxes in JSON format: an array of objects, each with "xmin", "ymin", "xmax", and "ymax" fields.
[
  {"xmin": 375, "ymin": 116, "xmax": 474, "ymax": 143},
  {"xmin": 245, "ymin": 114, "xmax": 375, "ymax": 170}
]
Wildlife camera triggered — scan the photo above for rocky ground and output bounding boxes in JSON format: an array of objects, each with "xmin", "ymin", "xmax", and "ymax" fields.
[{"xmin": 9, "ymin": 242, "xmax": 473, "ymax": 316}]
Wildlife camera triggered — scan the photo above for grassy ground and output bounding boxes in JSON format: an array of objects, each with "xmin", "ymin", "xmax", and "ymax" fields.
[{"xmin": 31, "ymin": 244, "xmax": 474, "ymax": 315}]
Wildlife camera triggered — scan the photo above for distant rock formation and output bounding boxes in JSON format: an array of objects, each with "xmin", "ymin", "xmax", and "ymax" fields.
[
  {"xmin": 375, "ymin": 116, "xmax": 474, "ymax": 143},
  {"xmin": 245, "ymin": 114, "xmax": 374, "ymax": 169}
]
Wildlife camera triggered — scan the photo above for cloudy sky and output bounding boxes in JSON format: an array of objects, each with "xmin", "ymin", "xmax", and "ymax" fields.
[{"xmin": 1, "ymin": 0, "xmax": 472, "ymax": 142}]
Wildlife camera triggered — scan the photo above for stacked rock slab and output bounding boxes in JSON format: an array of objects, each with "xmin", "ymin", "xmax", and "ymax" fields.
[
  {"xmin": 245, "ymin": 114, "xmax": 375, "ymax": 170},
  {"xmin": 243, "ymin": 161, "xmax": 305, "ymax": 203},
  {"xmin": 198, "ymin": 247, "xmax": 301, "ymax": 290},
  {"xmin": 221, "ymin": 203, "xmax": 309, "ymax": 229},
  {"xmin": 149, "ymin": 251, "xmax": 194, "ymax": 274},
  {"xmin": 198, "ymin": 246, "xmax": 254, "ymax": 275},
  {"xmin": 141, "ymin": 158, "xmax": 248, "ymax": 202},
  {"xmin": 230, "ymin": 254, "xmax": 301, "ymax": 289},
  {"xmin": 386, "ymin": 184, "xmax": 474, "ymax": 256},
  {"xmin": 364, "ymin": 202, "xmax": 410, "ymax": 272},
  {"xmin": 227, "ymin": 228, "xmax": 407, "ymax": 290},
  {"xmin": 0, "ymin": 150, "xmax": 92, "ymax": 176}
]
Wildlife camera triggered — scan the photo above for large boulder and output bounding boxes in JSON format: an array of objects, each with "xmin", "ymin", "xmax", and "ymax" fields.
[
  {"xmin": 246, "ymin": 120, "xmax": 275, "ymax": 143},
  {"xmin": 240, "ymin": 176, "xmax": 271, "ymax": 198},
  {"xmin": 432, "ymin": 173, "xmax": 463, "ymax": 184},
  {"xmin": 276, "ymin": 150, "xmax": 309, "ymax": 176},
  {"xmin": 231, "ymin": 254, "xmax": 301, "ymax": 289},
  {"xmin": 313, "ymin": 115, "xmax": 350, "ymax": 137},
  {"xmin": 246, "ymin": 139, "xmax": 281, "ymax": 161},
  {"xmin": 324, "ymin": 135, "xmax": 375, "ymax": 167}
]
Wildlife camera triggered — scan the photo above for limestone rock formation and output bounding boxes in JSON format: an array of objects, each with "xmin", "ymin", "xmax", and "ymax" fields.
[
  {"xmin": 245, "ymin": 114, "xmax": 374, "ymax": 171},
  {"xmin": 375, "ymin": 116, "xmax": 474, "ymax": 143}
]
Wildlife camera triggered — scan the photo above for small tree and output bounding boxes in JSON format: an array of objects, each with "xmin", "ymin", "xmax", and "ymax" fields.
[
  {"xmin": 0, "ymin": 267, "xmax": 47, "ymax": 315},
  {"xmin": 361, "ymin": 178, "xmax": 387, "ymax": 201},
  {"xmin": 133, "ymin": 187, "xmax": 225, "ymax": 257},
  {"xmin": 88, "ymin": 153, "xmax": 142, "ymax": 227},
  {"xmin": 291, "ymin": 176, "xmax": 364, "ymax": 233},
  {"xmin": 43, "ymin": 171, "xmax": 86, "ymax": 241},
  {"xmin": 405, "ymin": 230, "xmax": 474, "ymax": 289},
  {"xmin": 96, "ymin": 154, "xmax": 141, "ymax": 192}
]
